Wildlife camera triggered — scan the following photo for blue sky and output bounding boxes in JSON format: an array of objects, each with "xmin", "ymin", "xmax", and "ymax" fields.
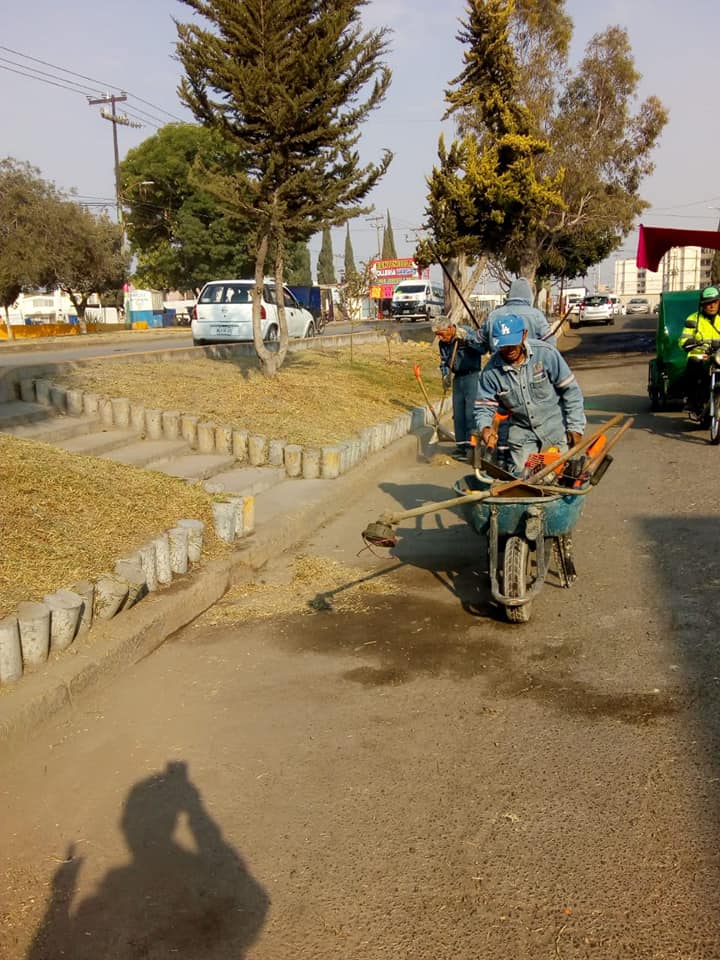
[{"xmin": 2, "ymin": 0, "xmax": 719, "ymax": 288}]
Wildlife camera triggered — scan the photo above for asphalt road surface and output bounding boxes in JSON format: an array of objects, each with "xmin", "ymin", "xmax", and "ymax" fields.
[{"xmin": 5, "ymin": 323, "xmax": 720, "ymax": 959}]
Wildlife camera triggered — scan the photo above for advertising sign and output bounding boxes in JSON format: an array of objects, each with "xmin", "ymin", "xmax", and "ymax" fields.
[{"xmin": 369, "ymin": 258, "xmax": 429, "ymax": 299}]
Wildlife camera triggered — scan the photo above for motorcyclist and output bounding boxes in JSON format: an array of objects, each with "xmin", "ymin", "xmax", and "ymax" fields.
[
  {"xmin": 679, "ymin": 285, "xmax": 720, "ymax": 415},
  {"xmin": 474, "ymin": 314, "xmax": 585, "ymax": 476}
]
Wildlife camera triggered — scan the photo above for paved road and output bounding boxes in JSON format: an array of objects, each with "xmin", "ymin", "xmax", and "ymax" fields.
[
  {"xmin": 0, "ymin": 320, "xmax": 410, "ymax": 370},
  {"xmin": 6, "ymin": 326, "xmax": 720, "ymax": 959}
]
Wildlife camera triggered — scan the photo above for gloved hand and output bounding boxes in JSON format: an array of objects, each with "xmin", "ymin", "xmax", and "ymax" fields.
[
  {"xmin": 442, "ymin": 372, "xmax": 452, "ymax": 391},
  {"xmin": 481, "ymin": 426, "xmax": 498, "ymax": 448},
  {"xmin": 567, "ymin": 431, "xmax": 583, "ymax": 448}
]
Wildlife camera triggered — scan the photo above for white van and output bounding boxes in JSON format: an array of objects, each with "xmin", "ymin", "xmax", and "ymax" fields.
[{"xmin": 390, "ymin": 280, "xmax": 444, "ymax": 322}]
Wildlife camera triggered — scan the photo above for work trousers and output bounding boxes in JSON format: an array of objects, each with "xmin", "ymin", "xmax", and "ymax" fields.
[{"xmin": 452, "ymin": 370, "xmax": 480, "ymax": 445}]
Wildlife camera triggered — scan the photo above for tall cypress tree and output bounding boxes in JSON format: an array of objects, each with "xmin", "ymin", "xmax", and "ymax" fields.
[
  {"xmin": 176, "ymin": 0, "xmax": 392, "ymax": 375},
  {"xmin": 344, "ymin": 223, "xmax": 357, "ymax": 279},
  {"xmin": 317, "ymin": 227, "xmax": 336, "ymax": 284},
  {"xmin": 381, "ymin": 210, "xmax": 397, "ymax": 259},
  {"xmin": 286, "ymin": 241, "xmax": 312, "ymax": 286}
]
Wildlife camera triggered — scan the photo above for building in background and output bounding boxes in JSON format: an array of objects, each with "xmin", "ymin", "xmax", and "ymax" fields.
[{"xmin": 614, "ymin": 245, "xmax": 713, "ymax": 298}]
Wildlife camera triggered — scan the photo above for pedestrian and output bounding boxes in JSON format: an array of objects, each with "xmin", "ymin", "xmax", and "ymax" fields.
[
  {"xmin": 433, "ymin": 318, "xmax": 484, "ymax": 460},
  {"xmin": 474, "ymin": 314, "xmax": 585, "ymax": 476}
]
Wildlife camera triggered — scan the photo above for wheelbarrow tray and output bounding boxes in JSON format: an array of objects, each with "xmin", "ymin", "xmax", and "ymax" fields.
[{"xmin": 453, "ymin": 473, "xmax": 586, "ymax": 539}]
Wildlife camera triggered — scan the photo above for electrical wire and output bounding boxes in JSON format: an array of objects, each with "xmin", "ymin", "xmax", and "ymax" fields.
[{"xmin": 0, "ymin": 43, "xmax": 185, "ymax": 123}]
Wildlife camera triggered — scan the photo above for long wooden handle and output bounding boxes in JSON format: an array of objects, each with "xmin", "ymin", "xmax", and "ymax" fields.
[
  {"xmin": 585, "ymin": 417, "xmax": 634, "ymax": 474},
  {"xmin": 488, "ymin": 413, "xmax": 624, "ymax": 495}
]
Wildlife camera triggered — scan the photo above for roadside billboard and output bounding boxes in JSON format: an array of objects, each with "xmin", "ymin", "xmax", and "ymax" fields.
[{"xmin": 369, "ymin": 258, "xmax": 429, "ymax": 300}]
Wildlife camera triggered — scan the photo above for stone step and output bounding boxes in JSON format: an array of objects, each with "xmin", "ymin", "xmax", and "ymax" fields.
[
  {"xmin": 100, "ymin": 438, "xmax": 192, "ymax": 468},
  {"xmin": 203, "ymin": 464, "xmax": 286, "ymax": 497},
  {"xmin": 152, "ymin": 453, "xmax": 237, "ymax": 482},
  {"xmin": 55, "ymin": 428, "xmax": 141, "ymax": 457},
  {"xmin": 0, "ymin": 401, "xmax": 53, "ymax": 429},
  {"xmin": 1, "ymin": 413, "xmax": 103, "ymax": 444}
]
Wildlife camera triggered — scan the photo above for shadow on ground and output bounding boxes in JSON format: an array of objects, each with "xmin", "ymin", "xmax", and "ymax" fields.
[{"xmin": 26, "ymin": 762, "xmax": 268, "ymax": 960}]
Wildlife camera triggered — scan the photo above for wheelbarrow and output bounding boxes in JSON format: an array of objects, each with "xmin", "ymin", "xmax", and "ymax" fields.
[{"xmin": 362, "ymin": 415, "xmax": 633, "ymax": 623}]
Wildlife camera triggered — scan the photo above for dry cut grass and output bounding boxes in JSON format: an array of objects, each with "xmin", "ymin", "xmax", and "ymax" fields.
[
  {"xmin": 0, "ymin": 435, "xmax": 226, "ymax": 617},
  {"xmin": 203, "ymin": 553, "xmax": 399, "ymax": 624},
  {"xmin": 53, "ymin": 340, "xmax": 444, "ymax": 446}
]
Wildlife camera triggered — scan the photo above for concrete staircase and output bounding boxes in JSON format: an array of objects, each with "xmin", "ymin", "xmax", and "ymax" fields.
[{"xmin": 0, "ymin": 401, "xmax": 286, "ymax": 499}]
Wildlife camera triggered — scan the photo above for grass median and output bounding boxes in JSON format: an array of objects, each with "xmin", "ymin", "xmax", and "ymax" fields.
[{"xmin": 1, "ymin": 341, "xmax": 444, "ymax": 617}]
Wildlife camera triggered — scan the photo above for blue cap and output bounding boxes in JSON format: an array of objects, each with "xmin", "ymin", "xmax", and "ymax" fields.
[{"xmin": 491, "ymin": 314, "xmax": 526, "ymax": 350}]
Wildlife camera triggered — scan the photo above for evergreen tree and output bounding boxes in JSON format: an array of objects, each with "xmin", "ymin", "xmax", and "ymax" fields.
[
  {"xmin": 425, "ymin": 0, "xmax": 667, "ymax": 283},
  {"xmin": 176, "ymin": 0, "xmax": 392, "ymax": 375},
  {"xmin": 317, "ymin": 227, "xmax": 336, "ymax": 284},
  {"xmin": 286, "ymin": 242, "xmax": 312, "ymax": 286},
  {"xmin": 381, "ymin": 210, "xmax": 397, "ymax": 258},
  {"xmin": 120, "ymin": 123, "xmax": 254, "ymax": 292},
  {"xmin": 344, "ymin": 223, "xmax": 357, "ymax": 279}
]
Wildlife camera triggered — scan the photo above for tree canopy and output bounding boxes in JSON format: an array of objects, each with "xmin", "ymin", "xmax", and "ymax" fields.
[
  {"xmin": 344, "ymin": 223, "xmax": 357, "ymax": 280},
  {"xmin": 175, "ymin": 0, "xmax": 392, "ymax": 374},
  {"xmin": 120, "ymin": 123, "xmax": 254, "ymax": 292},
  {"xmin": 317, "ymin": 227, "xmax": 336, "ymax": 285},
  {"xmin": 0, "ymin": 158, "xmax": 126, "ymax": 337},
  {"xmin": 381, "ymin": 210, "xmax": 397, "ymax": 258},
  {"xmin": 421, "ymin": 0, "xmax": 667, "ymax": 285}
]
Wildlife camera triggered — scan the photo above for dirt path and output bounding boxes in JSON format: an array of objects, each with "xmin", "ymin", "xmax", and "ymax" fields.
[{"xmin": 2, "ymin": 361, "xmax": 720, "ymax": 959}]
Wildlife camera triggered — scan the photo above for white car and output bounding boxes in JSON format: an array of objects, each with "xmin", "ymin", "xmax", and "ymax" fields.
[
  {"xmin": 626, "ymin": 297, "xmax": 650, "ymax": 315},
  {"xmin": 572, "ymin": 295, "xmax": 614, "ymax": 327},
  {"xmin": 191, "ymin": 279, "xmax": 317, "ymax": 346}
]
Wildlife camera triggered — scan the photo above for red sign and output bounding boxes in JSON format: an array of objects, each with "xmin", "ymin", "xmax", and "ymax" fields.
[{"xmin": 369, "ymin": 258, "xmax": 429, "ymax": 299}]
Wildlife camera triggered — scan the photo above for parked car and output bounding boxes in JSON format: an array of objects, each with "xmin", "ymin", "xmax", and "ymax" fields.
[
  {"xmin": 626, "ymin": 297, "xmax": 650, "ymax": 315},
  {"xmin": 571, "ymin": 294, "xmax": 614, "ymax": 328},
  {"xmin": 191, "ymin": 280, "xmax": 317, "ymax": 346}
]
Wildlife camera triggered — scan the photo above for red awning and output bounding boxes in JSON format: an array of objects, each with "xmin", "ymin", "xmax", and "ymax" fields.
[{"xmin": 636, "ymin": 224, "xmax": 720, "ymax": 272}]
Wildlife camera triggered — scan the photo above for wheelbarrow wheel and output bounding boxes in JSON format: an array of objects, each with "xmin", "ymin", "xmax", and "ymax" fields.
[{"xmin": 503, "ymin": 535, "xmax": 532, "ymax": 623}]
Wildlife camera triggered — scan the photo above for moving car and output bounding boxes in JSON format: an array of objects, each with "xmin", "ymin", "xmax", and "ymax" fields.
[
  {"xmin": 626, "ymin": 297, "xmax": 650, "ymax": 315},
  {"xmin": 390, "ymin": 280, "xmax": 445, "ymax": 321},
  {"xmin": 571, "ymin": 294, "xmax": 614, "ymax": 328},
  {"xmin": 191, "ymin": 280, "xmax": 316, "ymax": 346}
]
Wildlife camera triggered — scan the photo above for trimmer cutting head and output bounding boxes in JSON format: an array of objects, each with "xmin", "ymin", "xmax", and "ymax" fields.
[{"xmin": 362, "ymin": 521, "xmax": 398, "ymax": 548}]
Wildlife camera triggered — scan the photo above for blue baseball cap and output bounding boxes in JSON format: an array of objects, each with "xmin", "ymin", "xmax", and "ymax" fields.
[{"xmin": 491, "ymin": 314, "xmax": 527, "ymax": 350}]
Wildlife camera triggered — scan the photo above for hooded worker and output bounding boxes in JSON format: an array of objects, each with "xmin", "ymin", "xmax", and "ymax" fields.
[
  {"xmin": 474, "ymin": 314, "xmax": 586, "ymax": 476},
  {"xmin": 486, "ymin": 277, "xmax": 556, "ymax": 347}
]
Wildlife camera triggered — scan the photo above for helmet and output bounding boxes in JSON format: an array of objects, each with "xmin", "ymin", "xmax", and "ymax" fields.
[
  {"xmin": 491, "ymin": 314, "xmax": 526, "ymax": 350},
  {"xmin": 701, "ymin": 286, "xmax": 720, "ymax": 304}
]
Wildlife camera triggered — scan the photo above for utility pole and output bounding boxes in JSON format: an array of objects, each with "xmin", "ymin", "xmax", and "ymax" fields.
[
  {"xmin": 366, "ymin": 215, "xmax": 384, "ymax": 259},
  {"xmin": 87, "ymin": 93, "xmax": 141, "ymax": 230}
]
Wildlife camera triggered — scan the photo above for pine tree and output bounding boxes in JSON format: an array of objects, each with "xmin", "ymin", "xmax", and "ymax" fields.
[
  {"xmin": 286, "ymin": 242, "xmax": 312, "ymax": 286},
  {"xmin": 176, "ymin": 0, "xmax": 392, "ymax": 375},
  {"xmin": 317, "ymin": 228, "xmax": 336, "ymax": 285},
  {"xmin": 344, "ymin": 223, "xmax": 357, "ymax": 279},
  {"xmin": 429, "ymin": 0, "xmax": 667, "ymax": 282},
  {"xmin": 381, "ymin": 210, "xmax": 397, "ymax": 258}
]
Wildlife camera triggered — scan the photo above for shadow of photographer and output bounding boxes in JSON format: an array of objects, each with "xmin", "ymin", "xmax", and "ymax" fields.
[{"xmin": 27, "ymin": 761, "xmax": 268, "ymax": 959}]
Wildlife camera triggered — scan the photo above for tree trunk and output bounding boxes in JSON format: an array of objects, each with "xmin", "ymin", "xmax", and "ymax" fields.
[
  {"xmin": 3, "ymin": 305, "xmax": 14, "ymax": 340},
  {"xmin": 272, "ymin": 248, "xmax": 290, "ymax": 371},
  {"xmin": 251, "ymin": 235, "xmax": 279, "ymax": 376},
  {"xmin": 444, "ymin": 253, "xmax": 487, "ymax": 327}
]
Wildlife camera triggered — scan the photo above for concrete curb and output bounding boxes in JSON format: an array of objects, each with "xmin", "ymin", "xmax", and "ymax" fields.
[{"xmin": 0, "ymin": 427, "xmax": 432, "ymax": 755}]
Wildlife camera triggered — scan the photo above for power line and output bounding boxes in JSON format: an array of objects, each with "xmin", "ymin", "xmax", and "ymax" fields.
[{"xmin": 0, "ymin": 43, "xmax": 185, "ymax": 122}]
